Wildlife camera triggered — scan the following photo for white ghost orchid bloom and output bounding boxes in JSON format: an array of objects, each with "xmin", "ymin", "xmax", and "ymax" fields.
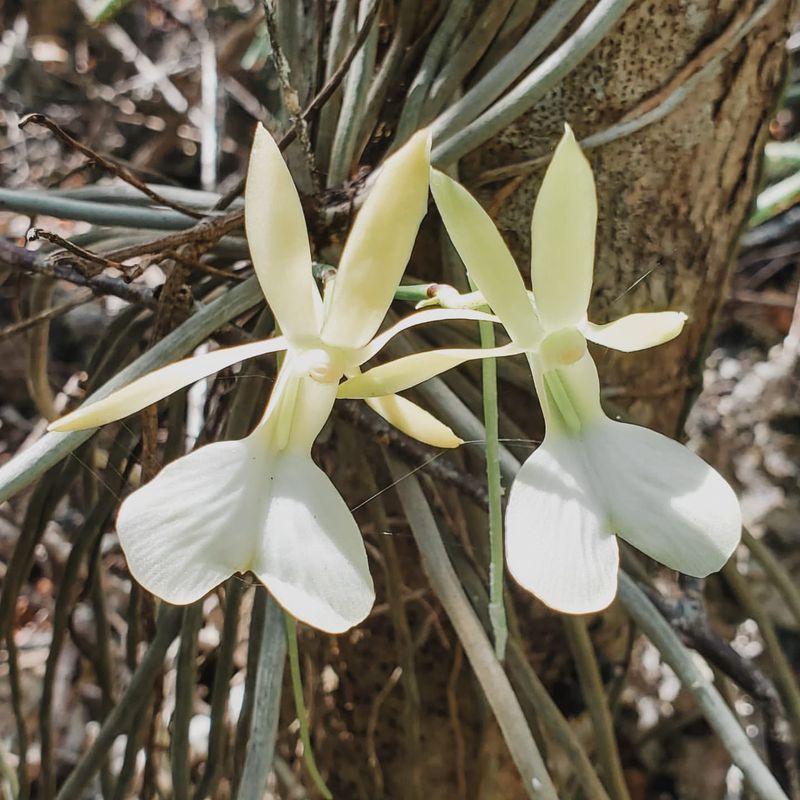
[
  {"xmin": 430, "ymin": 125, "xmax": 742, "ymax": 614},
  {"xmin": 49, "ymin": 126, "xmax": 500, "ymax": 632}
]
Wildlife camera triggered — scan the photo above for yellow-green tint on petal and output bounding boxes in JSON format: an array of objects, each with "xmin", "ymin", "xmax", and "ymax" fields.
[
  {"xmin": 283, "ymin": 376, "xmax": 339, "ymax": 453},
  {"xmin": 338, "ymin": 343, "xmax": 521, "ymax": 399},
  {"xmin": 321, "ymin": 130, "xmax": 431, "ymax": 350},
  {"xmin": 430, "ymin": 169, "xmax": 542, "ymax": 348},
  {"xmin": 585, "ymin": 311, "xmax": 687, "ymax": 352},
  {"xmin": 532, "ymin": 349, "xmax": 604, "ymax": 438},
  {"xmin": 245, "ymin": 124, "xmax": 323, "ymax": 342},
  {"xmin": 530, "ymin": 125, "xmax": 597, "ymax": 329},
  {"xmin": 365, "ymin": 394, "xmax": 462, "ymax": 448},
  {"xmin": 48, "ymin": 337, "xmax": 289, "ymax": 432}
]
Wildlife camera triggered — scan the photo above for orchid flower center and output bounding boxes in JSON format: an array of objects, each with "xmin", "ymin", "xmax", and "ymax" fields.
[
  {"xmin": 539, "ymin": 327, "xmax": 587, "ymax": 370},
  {"xmin": 294, "ymin": 347, "xmax": 346, "ymax": 384}
]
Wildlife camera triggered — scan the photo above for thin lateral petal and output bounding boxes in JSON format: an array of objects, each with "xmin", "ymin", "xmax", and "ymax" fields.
[
  {"xmin": 245, "ymin": 123, "xmax": 323, "ymax": 341},
  {"xmin": 430, "ymin": 169, "xmax": 542, "ymax": 348},
  {"xmin": 321, "ymin": 130, "xmax": 431, "ymax": 350},
  {"xmin": 358, "ymin": 307, "xmax": 498, "ymax": 363},
  {"xmin": 506, "ymin": 436, "xmax": 619, "ymax": 613},
  {"xmin": 585, "ymin": 312, "xmax": 687, "ymax": 352},
  {"xmin": 337, "ymin": 343, "xmax": 522, "ymax": 398},
  {"xmin": 49, "ymin": 337, "xmax": 289, "ymax": 432},
  {"xmin": 117, "ymin": 438, "xmax": 268, "ymax": 604},
  {"xmin": 530, "ymin": 125, "xmax": 597, "ymax": 329},
  {"xmin": 585, "ymin": 420, "xmax": 742, "ymax": 576},
  {"xmin": 365, "ymin": 394, "xmax": 462, "ymax": 448},
  {"xmin": 255, "ymin": 453, "xmax": 375, "ymax": 633}
]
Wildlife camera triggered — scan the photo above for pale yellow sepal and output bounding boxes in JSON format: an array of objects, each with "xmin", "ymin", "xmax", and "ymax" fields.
[
  {"xmin": 48, "ymin": 337, "xmax": 289, "ymax": 432},
  {"xmin": 322, "ymin": 130, "xmax": 432, "ymax": 350},
  {"xmin": 338, "ymin": 342, "xmax": 522, "ymax": 399},
  {"xmin": 430, "ymin": 169, "xmax": 542, "ymax": 348},
  {"xmin": 358, "ymin": 307, "xmax": 499, "ymax": 363},
  {"xmin": 365, "ymin": 395, "xmax": 462, "ymax": 448},
  {"xmin": 530, "ymin": 124, "xmax": 597, "ymax": 330},
  {"xmin": 245, "ymin": 124, "xmax": 323, "ymax": 342},
  {"xmin": 584, "ymin": 311, "xmax": 687, "ymax": 352}
]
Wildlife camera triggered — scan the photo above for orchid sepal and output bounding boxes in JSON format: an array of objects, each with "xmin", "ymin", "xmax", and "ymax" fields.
[
  {"xmin": 530, "ymin": 124, "xmax": 597, "ymax": 330},
  {"xmin": 584, "ymin": 311, "xmax": 688, "ymax": 352},
  {"xmin": 321, "ymin": 130, "xmax": 432, "ymax": 350},
  {"xmin": 48, "ymin": 337, "xmax": 290, "ymax": 432},
  {"xmin": 338, "ymin": 342, "xmax": 523, "ymax": 399}
]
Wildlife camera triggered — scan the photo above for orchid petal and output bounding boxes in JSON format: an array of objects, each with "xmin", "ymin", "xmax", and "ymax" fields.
[
  {"xmin": 584, "ymin": 420, "xmax": 741, "ymax": 576},
  {"xmin": 365, "ymin": 394, "xmax": 462, "ymax": 448},
  {"xmin": 49, "ymin": 337, "xmax": 289, "ymax": 432},
  {"xmin": 117, "ymin": 436, "xmax": 374, "ymax": 632},
  {"xmin": 322, "ymin": 130, "xmax": 431, "ymax": 350},
  {"xmin": 116, "ymin": 438, "xmax": 267, "ymax": 605},
  {"xmin": 506, "ymin": 436, "xmax": 619, "ymax": 614},
  {"xmin": 430, "ymin": 169, "xmax": 542, "ymax": 348},
  {"xmin": 245, "ymin": 123, "xmax": 323, "ymax": 341},
  {"xmin": 358, "ymin": 307, "xmax": 499, "ymax": 364},
  {"xmin": 254, "ymin": 452, "xmax": 374, "ymax": 632},
  {"xmin": 337, "ymin": 343, "xmax": 522, "ymax": 399},
  {"xmin": 585, "ymin": 312, "xmax": 687, "ymax": 352},
  {"xmin": 530, "ymin": 125, "xmax": 597, "ymax": 329}
]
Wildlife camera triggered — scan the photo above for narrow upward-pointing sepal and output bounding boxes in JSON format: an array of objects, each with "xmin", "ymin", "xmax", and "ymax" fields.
[
  {"xmin": 322, "ymin": 130, "xmax": 432, "ymax": 350},
  {"xmin": 530, "ymin": 125, "xmax": 597, "ymax": 330},
  {"xmin": 245, "ymin": 123, "xmax": 323, "ymax": 342},
  {"xmin": 430, "ymin": 168, "xmax": 542, "ymax": 348}
]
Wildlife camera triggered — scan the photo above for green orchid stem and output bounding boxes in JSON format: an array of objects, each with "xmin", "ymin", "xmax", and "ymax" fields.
[
  {"xmin": 284, "ymin": 614, "xmax": 333, "ymax": 800},
  {"xmin": 393, "ymin": 283, "xmax": 436, "ymax": 302},
  {"xmin": 312, "ymin": 262, "xmax": 435, "ymax": 303},
  {"xmin": 469, "ymin": 276, "xmax": 507, "ymax": 661}
]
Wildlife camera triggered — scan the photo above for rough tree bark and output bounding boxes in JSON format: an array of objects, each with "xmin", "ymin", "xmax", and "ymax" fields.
[{"xmin": 301, "ymin": 2, "xmax": 795, "ymax": 799}]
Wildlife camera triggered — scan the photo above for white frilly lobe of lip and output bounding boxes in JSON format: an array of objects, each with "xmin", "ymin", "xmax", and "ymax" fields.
[
  {"xmin": 505, "ymin": 435, "xmax": 619, "ymax": 614},
  {"xmin": 505, "ymin": 352, "xmax": 742, "ymax": 613},
  {"xmin": 118, "ymin": 371, "xmax": 375, "ymax": 633}
]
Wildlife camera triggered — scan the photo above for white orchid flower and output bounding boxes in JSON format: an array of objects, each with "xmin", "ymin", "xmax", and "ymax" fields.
[
  {"xmin": 429, "ymin": 126, "xmax": 742, "ymax": 614},
  {"xmin": 49, "ymin": 125, "xmax": 504, "ymax": 633}
]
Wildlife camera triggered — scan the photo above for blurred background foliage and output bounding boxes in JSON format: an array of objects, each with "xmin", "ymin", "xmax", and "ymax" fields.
[{"xmin": 1, "ymin": 1, "xmax": 800, "ymax": 798}]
